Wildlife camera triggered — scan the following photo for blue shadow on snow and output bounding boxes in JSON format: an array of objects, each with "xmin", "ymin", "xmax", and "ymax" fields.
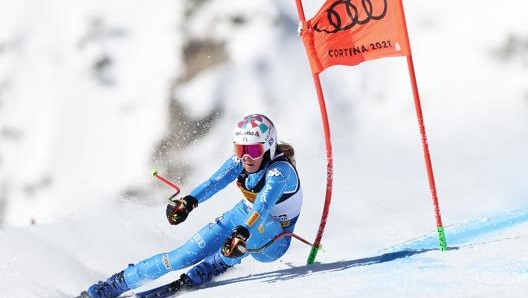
[{"xmin": 209, "ymin": 248, "xmax": 440, "ymax": 286}]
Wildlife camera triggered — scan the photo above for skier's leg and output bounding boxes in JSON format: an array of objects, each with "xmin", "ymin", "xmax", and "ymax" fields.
[
  {"xmin": 123, "ymin": 218, "xmax": 231, "ymax": 289},
  {"xmin": 123, "ymin": 202, "xmax": 249, "ymax": 289},
  {"xmin": 248, "ymin": 214, "xmax": 297, "ymax": 263},
  {"xmin": 84, "ymin": 215, "xmax": 232, "ymax": 297},
  {"xmin": 184, "ymin": 213, "xmax": 299, "ymax": 287},
  {"xmin": 83, "ymin": 203, "xmax": 249, "ymax": 297},
  {"xmin": 183, "ymin": 204, "xmax": 249, "ymax": 286}
]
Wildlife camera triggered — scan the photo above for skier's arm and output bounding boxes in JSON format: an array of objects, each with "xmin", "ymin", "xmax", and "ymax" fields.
[
  {"xmin": 166, "ymin": 156, "xmax": 242, "ymax": 225},
  {"xmin": 188, "ymin": 156, "xmax": 243, "ymax": 203}
]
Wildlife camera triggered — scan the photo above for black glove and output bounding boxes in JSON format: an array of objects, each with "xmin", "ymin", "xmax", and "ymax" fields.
[
  {"xmin": 222, "ymin": 226, "xmax": 250, "ymax": 258},
  {"xmin": 166, "ymin": 195, "xmax": 198, "ymax": 225}
]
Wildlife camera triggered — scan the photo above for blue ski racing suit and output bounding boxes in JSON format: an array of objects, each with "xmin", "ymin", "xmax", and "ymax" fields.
[{"xmin": 86, "ymin": 150, "xmax": 302, "ymax": 297}]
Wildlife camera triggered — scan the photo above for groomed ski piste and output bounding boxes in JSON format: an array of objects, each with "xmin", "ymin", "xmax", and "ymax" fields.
[
  {"xmin": 1, "ymin": 0, "xmax": 528, "ymax": 297},
  {"xmin": 1, "ymin": 207, "xmax": 527, "ymax": 298}
]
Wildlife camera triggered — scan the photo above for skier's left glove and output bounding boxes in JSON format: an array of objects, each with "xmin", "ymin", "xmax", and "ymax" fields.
[
  {"xmin": 222, "ymin": 226, "xmax": 250, "ymax": 258},
  {"xmin": 166, "ymin": 195, "xmax": 198, "ymax": 225}
]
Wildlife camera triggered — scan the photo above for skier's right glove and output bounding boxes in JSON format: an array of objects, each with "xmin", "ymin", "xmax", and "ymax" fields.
[
  {"xmin": 166, "ymin": 195, "xmax": 198, "ymax": 225},
  {"xmin": 221, "ymin": 226, "xmax": 250, "ymax": 258}
]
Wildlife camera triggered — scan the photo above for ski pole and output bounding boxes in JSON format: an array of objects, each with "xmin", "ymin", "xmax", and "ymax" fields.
[
  {"xmin": 151, "ymin": 170, "xmax": 181, "ymax": 197},
  {"xmin": 247, "ymin": 232, "xmax": 316, "ymax": 254}
]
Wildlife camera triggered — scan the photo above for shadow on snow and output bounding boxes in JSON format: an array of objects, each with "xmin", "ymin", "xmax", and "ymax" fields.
[{"xmin": 211, "ymin": 248, "xmax": 438, "ymax": 286}]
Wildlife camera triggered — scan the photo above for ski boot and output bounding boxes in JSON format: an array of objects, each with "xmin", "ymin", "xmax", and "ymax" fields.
[
  {"xmin": 81, "ymin": 270, "xmax": 130, "ymax": 298},
  {"xmin": 186, "ymin": 252, "xmax": 231, "ymax": 286},
  {"xmin": 165, "ymin": 273, "xmax": 193, "ymax": 292}
]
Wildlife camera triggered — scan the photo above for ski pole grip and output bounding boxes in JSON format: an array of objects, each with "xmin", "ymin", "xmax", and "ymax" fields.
[{"xmin": 151, "ymin": 170, "xmax": 181, "ymax": 195}]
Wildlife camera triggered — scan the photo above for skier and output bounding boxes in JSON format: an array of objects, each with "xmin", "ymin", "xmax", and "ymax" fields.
[{"xmin": 79, "ymin": 114, "xmax": 303, "ymax": 298}]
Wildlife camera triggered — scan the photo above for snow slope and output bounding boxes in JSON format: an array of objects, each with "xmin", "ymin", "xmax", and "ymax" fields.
[{"xmin": 0, "ymin": 0, "xmax": 527, "ymax": 297}]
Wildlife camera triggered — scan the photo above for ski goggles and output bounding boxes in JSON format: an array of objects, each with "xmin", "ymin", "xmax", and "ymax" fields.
[{"xmin": 233, "ymin": 143, "xmax": 265, "ymax": 159}]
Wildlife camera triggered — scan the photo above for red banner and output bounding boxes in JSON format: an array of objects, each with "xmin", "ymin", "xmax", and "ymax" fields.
[{"xmin": 301, "ymin": 0, "xmax": 411, "ymax": 73}]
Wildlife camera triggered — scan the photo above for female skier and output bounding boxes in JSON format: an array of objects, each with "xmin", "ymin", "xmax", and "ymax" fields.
[{"xmin": 80, "ymin": 114, "xmax": 303, "ymax": 298}]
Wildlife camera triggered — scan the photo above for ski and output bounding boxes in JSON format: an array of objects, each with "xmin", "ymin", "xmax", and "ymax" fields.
[
  {"xmin": 76, "ymin": 279, "xmax": 189, "ymax": 298},
  {"xmin": 123, "ymin": 278, "xmax": 191, "ymax": 298}
]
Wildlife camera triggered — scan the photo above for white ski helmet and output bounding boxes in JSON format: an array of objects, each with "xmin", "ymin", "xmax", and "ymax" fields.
[{"xmin": 233, "ymin": 114, "xmax": 277, "ymax": 158}]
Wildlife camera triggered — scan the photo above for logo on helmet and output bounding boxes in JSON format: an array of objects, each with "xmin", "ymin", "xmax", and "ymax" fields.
[
  {"xmin": 268, "ymin": 137, "xmax": 274, "ymax": 146},
  {"xmin": 238, "ymin": 115, "xmax": 269, "ymax": 135},
  {"xmin": 234, "ymin": 130, "xmax": 261, "ymax": 137}
]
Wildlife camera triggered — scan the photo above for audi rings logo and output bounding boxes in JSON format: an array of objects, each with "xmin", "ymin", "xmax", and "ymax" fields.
[{"xmin": 313, "ymin": 0, "xmax": 388, "ymax": 33}]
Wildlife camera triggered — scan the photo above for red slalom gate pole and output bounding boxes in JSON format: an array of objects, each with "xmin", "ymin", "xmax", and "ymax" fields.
[
  {"xmin": 295, "ymin": 0, "xmax": 334, "ymax": 265},
  {"xmin": 397, "ymin": 0, "xmax": 447, "ymax": 251}
]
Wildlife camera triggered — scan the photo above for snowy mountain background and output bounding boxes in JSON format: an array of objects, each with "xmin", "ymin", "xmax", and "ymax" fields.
[{"xmin": 1, "ymin": 0, "xmax": 528, "ymax": 297}]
